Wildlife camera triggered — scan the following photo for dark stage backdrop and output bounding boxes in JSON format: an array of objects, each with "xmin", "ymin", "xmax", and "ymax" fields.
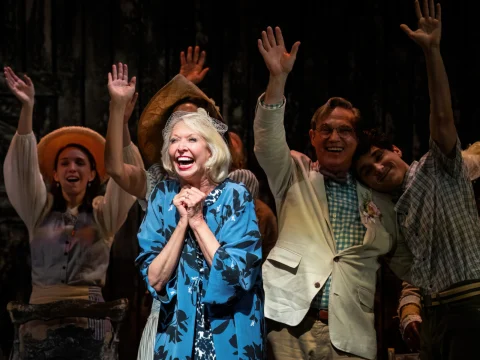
[{"xmin": 1, "ymin": 0, "xmax": 479, "ymax": 359}]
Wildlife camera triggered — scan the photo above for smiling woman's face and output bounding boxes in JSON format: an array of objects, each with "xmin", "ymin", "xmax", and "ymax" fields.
[
  {"xmin": 53, "ymin": 146, "xmax": 96, "ymax": 197},
  {"xmin": 168, "ymin": 121, "xmax": 211, "ymax": 184}
]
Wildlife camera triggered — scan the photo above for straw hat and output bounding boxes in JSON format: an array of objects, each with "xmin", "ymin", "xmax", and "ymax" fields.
[
  {"xmin": 138, "ymin": 74, "xmax": 223, "ymax": 167},
  {"xmin": 37, "ymin": 126, "xmax": 108, "ymax": 184}
]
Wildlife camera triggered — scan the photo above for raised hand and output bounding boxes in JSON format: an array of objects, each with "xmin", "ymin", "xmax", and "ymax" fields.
[
  {"xmin": 257, "ymin": 26, "xmax": 300, "ymax": 78},
  {"xmin": 4, "ymin": 67, "xmax": 35, "ymax": 106},
  {"xmin": 400, "ymin": 0, "xmax": 441, "ymax": 50},
  {"xmin": 179, "ymin": 46, "xmax": 209, "ymax": 85},
  {"xmin": 123, "ymin": 91, "xmax": 139, "ymax": 125},
  {"xmin": 107, "ymin": 62, "xmax": 136, "ymax": 105}
]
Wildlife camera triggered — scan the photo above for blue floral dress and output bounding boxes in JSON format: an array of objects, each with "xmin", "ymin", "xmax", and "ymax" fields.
[{"xmin": 136, "ymin": 178, "xmax": 266, "ymax": 360}]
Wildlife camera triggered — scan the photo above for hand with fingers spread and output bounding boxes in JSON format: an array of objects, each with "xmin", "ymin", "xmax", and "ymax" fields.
[
  {"xmin": 401, "ymin": 0, "xmax": 455, "ymax": 155},
  {"xmin": 4, "ymin": 66, "xmax": 35, "ymax": 106},
  {"xmin": 4, "ymin": 66, "xmax": 35, "ymax": 134},
  {"xmin": 257, "ymin": 26, "xmax": 301, "ymax": 78},
  {"xmin": 400, "ymin": 0, "xmax": 441, "ymax": 51},
  {"xmin": 107, "ymin": 62, "xmax": 137, "ymax": 105},
  {"xmin": 105, "ymin": 61, "xmax": 146, "ymax": 199},
  {"xmin": 179, "ymin": 46, "xmax": 209, "ymax": 85}
]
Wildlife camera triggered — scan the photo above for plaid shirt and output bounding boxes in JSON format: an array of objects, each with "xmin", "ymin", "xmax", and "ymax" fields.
[
  {"xmin": 312, "ymin": 173, "xmax": 366, "ymax": 309},
  {"xmin": 395, "ymin": 137, "xmax": 480, "ymax": 294}
]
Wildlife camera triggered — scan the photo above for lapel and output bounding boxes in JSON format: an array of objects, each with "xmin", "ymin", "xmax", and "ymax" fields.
[
  {"xmin": 309, "ymin": 167, "xmax": 335, "ymax": 251},
  {"xmin": 356, "ymin": 182, "xmax": 377, "ymax": 246}
]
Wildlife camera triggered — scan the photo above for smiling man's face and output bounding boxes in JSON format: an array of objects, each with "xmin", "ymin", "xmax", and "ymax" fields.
[
  {"xmin": 309, "ymin": 107, "xmax": 358, "ymax": 174},
  {"xmin": 354, "ymin": 145, "xmax": 409, "ymax": 193}
]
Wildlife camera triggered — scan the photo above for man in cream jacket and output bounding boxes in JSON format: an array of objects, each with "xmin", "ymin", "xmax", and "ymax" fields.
[{"xmin": 254, "ymin": 26, "xmax": 412, "ymax": 360}]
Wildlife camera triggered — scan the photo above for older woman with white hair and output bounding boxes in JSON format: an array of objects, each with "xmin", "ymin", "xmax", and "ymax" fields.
[{"xmin": 136, "ymin": 108, "xmax": 265, "ymax": 359}]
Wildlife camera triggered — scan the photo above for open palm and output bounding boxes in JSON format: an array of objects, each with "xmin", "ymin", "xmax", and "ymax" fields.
[
  {"xmin": 179, "ymin": 46, "xmax": 209, "ymax": 85},
  {"xmin": 107, "ymin": 62, "xmax": 136, "ymax": 103},
  {"xmin": 401, "ymin": 0, "xmax": 441, "ymax": 49},
  {"xmin": 258, "ymin": 26, "xmax": 300, "ymax": 77},
  {"xmin": 4, "ymin": 67, "xmax": 35, "ymax": 105}
]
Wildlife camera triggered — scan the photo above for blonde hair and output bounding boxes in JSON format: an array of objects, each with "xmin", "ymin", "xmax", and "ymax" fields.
[{"xmin": 161, "ymin": 108, "xmax": 231, "ymax": 184}]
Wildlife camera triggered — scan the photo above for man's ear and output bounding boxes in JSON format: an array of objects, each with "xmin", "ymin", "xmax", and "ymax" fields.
[
  {"xmin": 393, "ymin": 145, "xmax": 403, "ymax": 158},
  {"xmin": 309, "ymin": 129, "xmax": 315, "ymax": 145}
]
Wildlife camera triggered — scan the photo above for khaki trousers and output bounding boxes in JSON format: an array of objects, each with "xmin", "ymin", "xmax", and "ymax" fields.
[{"xmin": 266, "ymin": 317, "xmax": 370, "ymax": 360}]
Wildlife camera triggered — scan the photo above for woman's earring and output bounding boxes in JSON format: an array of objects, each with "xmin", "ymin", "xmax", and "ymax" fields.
[
  {"xmin": 56, "ymin": 182, "xmax": 60, "ymax": 188},
  {"xmin": 88, "ymin": 182, "xmax": 91, "ymax": 187}
]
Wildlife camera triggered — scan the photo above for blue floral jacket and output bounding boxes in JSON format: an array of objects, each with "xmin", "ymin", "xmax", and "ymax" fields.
[{"xmin": 136, "ymin": 178, "xmax": 265, "ymax": 360}]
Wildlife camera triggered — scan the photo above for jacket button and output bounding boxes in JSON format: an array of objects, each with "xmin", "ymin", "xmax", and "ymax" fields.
[
  {"xmin": 333, "ymin": 256, "xmax": 340, "ymax": 262},
  {"xmin": 314, "ymin": 282, "xmax": 321, "ymax": 288}
]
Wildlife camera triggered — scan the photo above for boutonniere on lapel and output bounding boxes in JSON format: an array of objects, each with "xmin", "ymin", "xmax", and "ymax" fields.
[{"xmin": 361, "ymin": 191, "xmax": 382, "ymax": 224}]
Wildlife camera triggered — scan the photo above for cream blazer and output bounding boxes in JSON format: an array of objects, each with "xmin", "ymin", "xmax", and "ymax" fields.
[{"xmin": 253, "ymin": 96, "xmax": 412, "ymax": 360}]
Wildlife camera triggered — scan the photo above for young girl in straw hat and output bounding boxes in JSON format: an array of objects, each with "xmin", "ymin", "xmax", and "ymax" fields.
[{"xmin": 3, "ymin": 65, "xmax": 143, "ymax": 340}]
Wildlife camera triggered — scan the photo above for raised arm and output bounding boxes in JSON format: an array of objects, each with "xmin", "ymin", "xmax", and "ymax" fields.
[
  {"xmin": 401, "ymin": 0, "xmax": 455, "ymax": 155},
  {"xmin": 3, "ymin": 67, "xmax": 47, "ymax": 238},
  {"xmin": 257, "ymin": 26, "xmax": 300, "ymax": 105},
  {"xmin": 253, "ymin": 26, "xmax": 301, "ymax": 198},
  {"xmin": 4, "ymin": 67, "xmax": 34, "ymax": 134},
  {"xmin": 179, "ymin": 45, "xmax": 209, "ymax": 85},
  {"xmin": 105, "ymin": 62, "xmax": 147, "ymax": 199}
]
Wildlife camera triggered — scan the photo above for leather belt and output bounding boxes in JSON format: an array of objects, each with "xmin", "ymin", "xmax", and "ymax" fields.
[
  {"xmin": 306, "ymin": 308, "xmax": 328, "ymax": 323},
  {"xmin": 422, "ymin": 281, "xmax": 480, "ymax": 307}
]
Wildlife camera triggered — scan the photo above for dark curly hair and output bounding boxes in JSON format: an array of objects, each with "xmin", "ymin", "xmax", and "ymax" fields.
[{"xmin": 352, "ymin": 128, "xmax": 395, "ymax": 171}]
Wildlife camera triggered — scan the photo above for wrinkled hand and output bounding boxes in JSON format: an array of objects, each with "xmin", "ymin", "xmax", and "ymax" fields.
[
  {"xmin": 257, "ymin": 26, "xmax": 300, "ymax": 77},
  {"xmin": 107, "ymin": 62, "xmax": 136, "ymax": 105},
  {"xmin": 403, "ymin": 321, "xmax": 421, "ymax": 352},
  {"xmin": 174, "ymin": 186, "xmax": 206, "ymax": 228},
  {"xmin": 400, "ymin": 0, "xmax": 441, "ymax": 50},
  {"xmin": 4, "ymin": 67, "xmax": 35, "ymax": 105},
  {"xmin": 179, "ymin": 46, "xmax": 209, "ymax": 85},
  {"xmin": 123, "ymin": 91, "xmax": 139, "ymax": 125},
  {"xmin": 173, "ymin": 187, "xmax": 190, "ymax": 220}
]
